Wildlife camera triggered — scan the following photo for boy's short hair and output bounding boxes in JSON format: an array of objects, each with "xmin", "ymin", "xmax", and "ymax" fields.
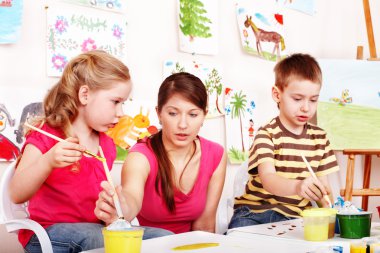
[{"xmin": 274, "ymin": 53, "xmax": 322, "ymax": 91}]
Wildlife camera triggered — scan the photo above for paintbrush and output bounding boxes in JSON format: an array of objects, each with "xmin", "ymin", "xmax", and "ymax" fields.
[
  {"xmin": 301, "ymin": 154, "xmax": 333, "ymax": 207},
  {"xmin": 24, "ymin": 122, "xmax": 105, "ymax": 162},
  {"xmin": 98, "ymin": 146, "xmax": 130, "ymax": 227}
]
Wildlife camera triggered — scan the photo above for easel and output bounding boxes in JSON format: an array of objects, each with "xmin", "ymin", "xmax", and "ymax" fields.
[
  {"xmin": 339, "ymin": 1, "xmax": 380, "ymax": 211},
  {"xmin": 358, "ymin": 0, "xmax": 380, "ymax": 61}
]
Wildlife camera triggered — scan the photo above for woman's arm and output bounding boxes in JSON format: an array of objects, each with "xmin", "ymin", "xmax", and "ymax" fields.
[
  {"xmin": 95, "ymin": 152, "xmax": 150, "ymax": 224},
  {"xmin": 191, "ymin": 151, "xmax": 227, "ymax": 232}
]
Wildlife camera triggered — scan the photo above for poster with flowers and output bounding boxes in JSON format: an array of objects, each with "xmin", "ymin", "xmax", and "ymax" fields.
[
  {"xmin": 236, "ymin": 0, "xmax": 287, "ymax": 62},
  {"xmin": 46, "ymin": 2, "xmax": 127, "ymax": 76},
  {"xmin": 60, "ymin": 0, "xmax": 127, "ymax": 13}
]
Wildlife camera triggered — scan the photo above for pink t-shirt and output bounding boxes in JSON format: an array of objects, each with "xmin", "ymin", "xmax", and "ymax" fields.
[
  {"xmin": 131, "ymin": 136, "xmax": 224, "ymax": 233},
  {"xmin": 18, "ymin": 124, "xmax": 116, "ymax": 247}
]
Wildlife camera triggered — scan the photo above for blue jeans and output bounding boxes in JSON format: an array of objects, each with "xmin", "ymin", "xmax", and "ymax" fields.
[
  {"xmin": 24, "ymin": 223, "xmax": 174, "ymax": 253},
  {"xmin": 228, "ymin": 206, "xmax": 295, "ymax": 229}
]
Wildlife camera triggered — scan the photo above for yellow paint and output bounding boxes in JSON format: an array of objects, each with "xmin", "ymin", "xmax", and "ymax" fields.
[
  {"xmin": 172, "ymin": 243, "xmax": 219, "ymax": 251},
  {"xmin": 304, "ymin": 223, "xmax": 328, "ymax": 241}
]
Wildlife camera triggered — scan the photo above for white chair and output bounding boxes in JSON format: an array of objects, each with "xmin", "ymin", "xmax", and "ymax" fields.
[
  {"xmin": 0, "ymin": 161, "xmax": 53, "ymax": 253},
  {"xmin": 216, "ymin": 161, "xmax": 249, "ymax": 234}
]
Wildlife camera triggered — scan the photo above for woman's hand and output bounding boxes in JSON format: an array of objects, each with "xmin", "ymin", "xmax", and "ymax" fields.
[
  {"xmin": 45, "ymin": 137, "xmax": 85, "ymax": 168},
  {"xmin": 94, "ymin": 181, "xmax": 119, "ymax": 225}
]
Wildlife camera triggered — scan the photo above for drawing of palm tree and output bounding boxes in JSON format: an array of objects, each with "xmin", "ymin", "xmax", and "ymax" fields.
[
  {"xmin": 179, "ymin": 0, "xmax": 212, "ymax": 41},
  {"xmin": 230, "ymin": 90, "xmax": 247, "ymax": 152}
]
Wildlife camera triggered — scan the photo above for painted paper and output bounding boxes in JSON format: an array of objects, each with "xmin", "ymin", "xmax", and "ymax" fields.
[
  {"xmin": 0, "ymin": 86, "xmax": 46, "ymax": 161},
  {"xmin": 46, "ymin": 3, "xmax": 127, "ymax": 76},
  {"xmin": 224, "ymin": 87, "xmax": 257, "ymax": 164},
  {"xmin": 60, "ymin": 0, "xmax": 127, "ymax": 13},
  {"xmin": 177, "ymin": 0, "xmax": 218, "ymax": 55},
  {"xmin": 0, "ymin": 0, "xmax": 23, "ymax": 44},
  {"xmin": 236, "ymin": 0, "xmax": 287, "ymax": 61},
  {"xmin": 163, "ymin": 60, "xmax": 224, "ymax": 119},
  {"xmin": 317, "ymin": 60, "xmax": 380, "ymax": 150},
  {"xmin": 106, "ymin": 99, "xmax": 159, "ymax": 162},
  {"xmin": 280, "ymin": 0, "xmax": 316, "ymax": 16}
]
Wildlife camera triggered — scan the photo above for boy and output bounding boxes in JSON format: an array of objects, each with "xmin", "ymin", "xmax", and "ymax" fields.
[{"xmin": 228, "ymin": 53, "xmax": 339, "ymax": 229}]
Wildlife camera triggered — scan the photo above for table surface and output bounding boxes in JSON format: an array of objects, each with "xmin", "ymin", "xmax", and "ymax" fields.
[{"xmin": 83, "ymin": 220, "xmax": 380, "ymax": 253}]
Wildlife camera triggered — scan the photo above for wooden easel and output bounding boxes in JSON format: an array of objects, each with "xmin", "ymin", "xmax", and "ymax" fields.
[
  {"xmin": 340, "ymin": 150, "xmax": 380, "ymax": 211},
  {"xmin": 340, "ymin": 2, "xmax": 380, "ymax": 210},
  {"xmin": 360, "ymin": 0, "xmax": 380, "ymax": 61}
]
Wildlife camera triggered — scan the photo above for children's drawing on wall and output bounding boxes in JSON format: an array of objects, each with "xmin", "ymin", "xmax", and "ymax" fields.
[
  {"xmin": 177, "ymin": 0, "xmax": 218, "ymax": 55},
  {"xmin": 60, "ymin": 0, "xmax": 127, "ymax": 13},
  {"xmin": 163, "ymin": 60, "xmax": 224, "ymax": 118},
  {"xmin": 46, "ymin": 2, "xmax": 127, "ymax": 76},
  {"xmin": 0, "ymin": 86, "xmax": 46, "ymax": 161},
  {"xmin": 106, "ymin": 99, "xmax": 159, "ymax": 162},
  {"xmin": 277, "ymin": 0, "xmax": 316, "ymax": 16},
  {"xmin": 0, "ymin": 104, "xmax": 20, "ymax": 161},
  {"xmin": 317, "ymin": 60, "xmax": 380, "ymax": 150},
  {"xmin": 224, "ymin": 87, "xmax": 256, "ymax": 164},
  {"xmin": 236, "ymin": 0, "xmax": 287, "ymax": 62},
  {"xmin": 0, "ymin": 0, "xmax": 23, "ymax": 43}
]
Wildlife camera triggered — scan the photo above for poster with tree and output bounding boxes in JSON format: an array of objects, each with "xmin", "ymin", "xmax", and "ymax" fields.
[
  {"xmin": 163, "ymin": 60, "xmax": 224, "ymax": 118},
  {"xmin": 177, "ymin": 0, "xmax": 218, "ymax": 55},
  {"xmin": 224, "ymin": 87, "xmax": 257, "ymax": 164}
]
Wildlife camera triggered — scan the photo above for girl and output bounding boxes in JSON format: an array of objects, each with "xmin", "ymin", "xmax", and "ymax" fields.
[
  {"xmin": 9, "ymin": 50, "xmax": 132, "ymax": 252},
  {"xmin": 95, "ymin": 72, "xmax": 227, "ymax": 236}
]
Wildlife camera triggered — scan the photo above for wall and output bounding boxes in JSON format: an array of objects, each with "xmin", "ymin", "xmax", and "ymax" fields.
[{"xmin": 1, "ymin": 0, "xmax": 380, "ymax": 251}]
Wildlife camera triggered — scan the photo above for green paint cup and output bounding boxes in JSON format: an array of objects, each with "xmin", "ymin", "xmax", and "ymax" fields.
[{"xmin": 337, "ymin": 212, "xmax": 372, "ymax": 239}]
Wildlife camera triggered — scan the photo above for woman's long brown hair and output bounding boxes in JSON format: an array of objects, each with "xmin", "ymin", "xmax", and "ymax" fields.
[{"xmin": 149, "ymin": 72, "xmax": 207, "ymax": 213}]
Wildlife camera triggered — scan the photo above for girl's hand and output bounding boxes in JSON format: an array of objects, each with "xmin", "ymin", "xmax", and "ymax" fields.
[
  {"xmin": 94, "ymin": 181, "xmax": 119, "ymax": 225},
  {"xmin": 45, "ymin": 137, "xmax": 85, "ymax": 168},
  {"xmin": 296, "ymin": 176, "xmax": 328, "ymax": 201}
]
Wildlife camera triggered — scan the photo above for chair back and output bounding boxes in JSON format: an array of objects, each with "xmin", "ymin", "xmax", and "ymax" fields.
[{"xmin": 0, "ymin": 161, "xmax": 29, "ymax": 222}]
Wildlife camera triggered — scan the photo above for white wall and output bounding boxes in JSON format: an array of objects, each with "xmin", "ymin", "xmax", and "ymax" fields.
[{"xmin": 1, "ymin": 0, "xmax": 380, "ymax": 251}]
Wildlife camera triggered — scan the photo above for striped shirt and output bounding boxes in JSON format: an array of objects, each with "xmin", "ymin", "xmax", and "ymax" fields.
[{"xmin": 234, "ymin": 116, "xmax": 339, "ymax": 217}]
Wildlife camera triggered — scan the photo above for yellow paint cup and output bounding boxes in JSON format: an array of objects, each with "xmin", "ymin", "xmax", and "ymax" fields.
[
  {"xmin": 301, "ymin": 208, "xmax": 330, "ymax": 241},
  {"xmin": 102, "ymin": 227, "xmax": 144, "ymax": 253}
]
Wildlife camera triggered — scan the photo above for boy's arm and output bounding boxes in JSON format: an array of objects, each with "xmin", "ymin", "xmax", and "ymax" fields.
[{"xmin": 258, "ymin": 161, "xmax": 328, "ymax": 201}]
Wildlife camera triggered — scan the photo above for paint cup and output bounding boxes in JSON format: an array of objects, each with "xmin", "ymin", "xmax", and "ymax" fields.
[
  {"xmin": 102, "ymin": 227, "xmax": 144, "ymax": 253},
  {"xmin": 301, "ymin": 208, "xmax": 330, "ymax": 241},
  {"xmin": 319, "ymin": 208, "xmax": 338, "ymax": 239},
  {"xmin": 350, "ymin": 241, "xmax": 367, "ymax": 253},
  {"xmin": 337, "ymin": 212, "xmax": 371, "ymax": 239}
]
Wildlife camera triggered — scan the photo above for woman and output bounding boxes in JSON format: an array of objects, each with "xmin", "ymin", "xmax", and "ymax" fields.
[{"xmin": 95, "ymin": 72, "xmax": 227, "ymax": 237}]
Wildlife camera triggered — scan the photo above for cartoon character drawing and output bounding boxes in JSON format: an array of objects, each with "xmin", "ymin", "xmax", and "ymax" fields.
[
  {"xmin": 14, "ymin": 102, "xmax": 43, "ymax": 144},
  {"xmin": 248, "ymin": 119, "xmax": 254, "ymax": 148},
  {"xmin": 106, "ymin": 107, "xmax": 158, "ymax": 150},
  {"xmin": 0, "ymin": 104, "xmax": 20, "ymax": 161},
  {"xmin": 330, "ymin": 89, "xmax": 353, "ymax": 106}
]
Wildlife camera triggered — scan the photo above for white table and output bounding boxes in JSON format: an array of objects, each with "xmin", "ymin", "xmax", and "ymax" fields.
[
  {"xmin": 227, "ymin": 219, "xmax": 380, "ymax": 253},
  {"xmin": 83, "ymin": 229, "xmax": 350, "ymax": 253}
]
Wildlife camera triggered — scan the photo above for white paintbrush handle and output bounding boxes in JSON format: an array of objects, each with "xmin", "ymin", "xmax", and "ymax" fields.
[{"xmin": 98, "ymin": 146, "xmax": 124, "ymax": 219}]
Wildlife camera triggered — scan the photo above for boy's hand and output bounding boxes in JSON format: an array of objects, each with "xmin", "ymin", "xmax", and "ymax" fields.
[
  {"xmin": 296, "ymin": 176, "xmax": 329, "ymax": 201},
  {"xmin": 45, "ymin": 137, "xmax": 85, "ymax": 168}
]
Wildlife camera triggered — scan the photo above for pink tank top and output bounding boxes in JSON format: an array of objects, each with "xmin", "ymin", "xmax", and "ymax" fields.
[
  {"xmin": 130, "ymin": 136, "xmax": 224, "ymax": 233},
  {"xmin": 18, "ymin": 124, "xmax": 116, "ymax": 247}
]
